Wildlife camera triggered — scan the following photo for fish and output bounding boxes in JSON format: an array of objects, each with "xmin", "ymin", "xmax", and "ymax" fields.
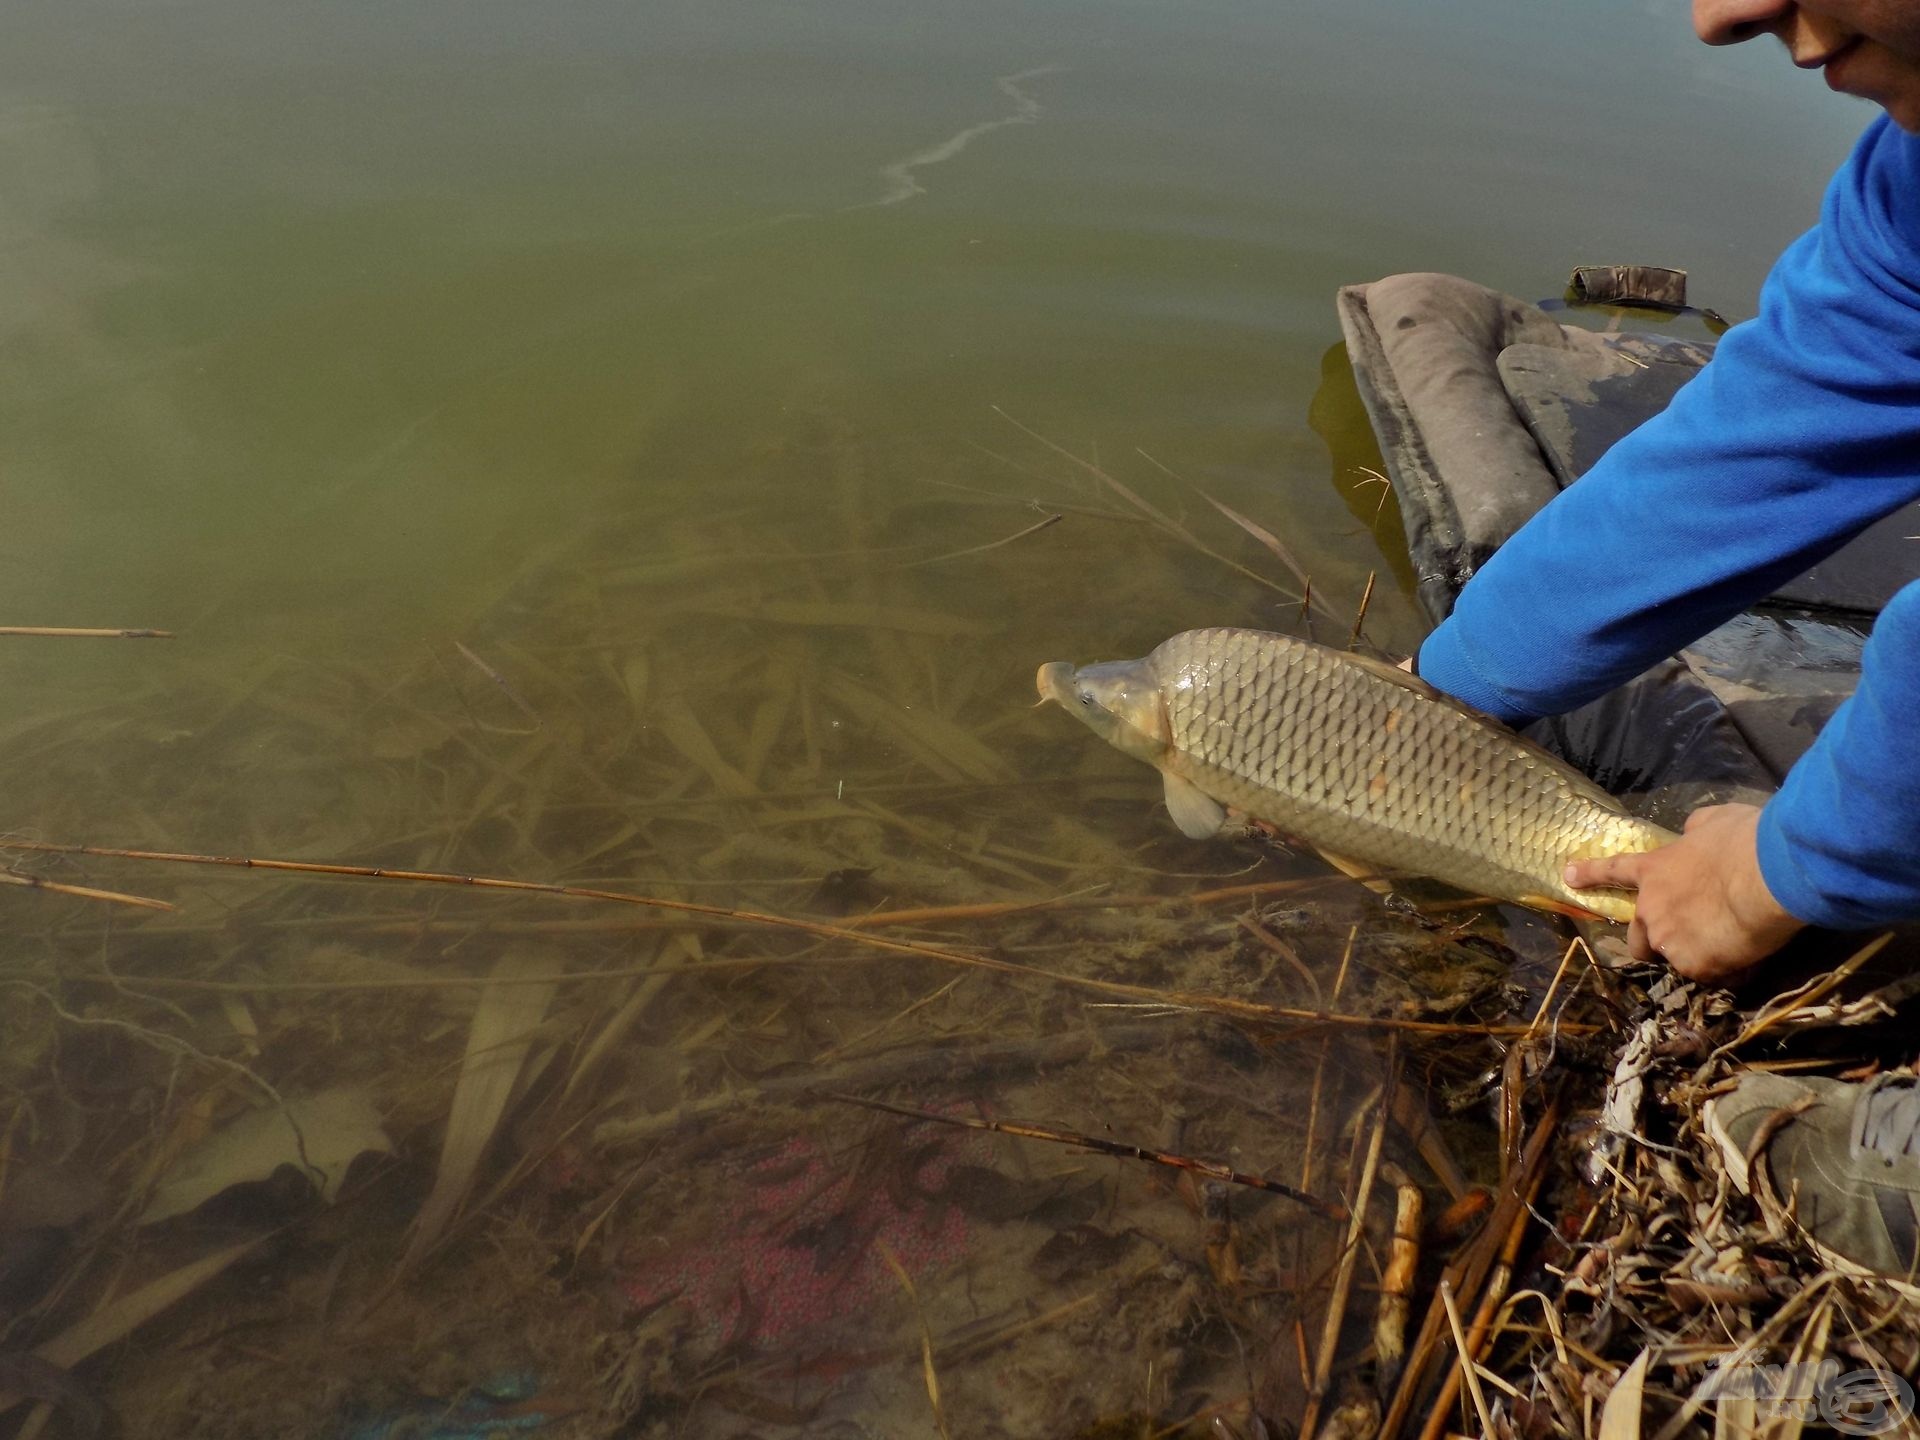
[{"xmin": 1036, "ymin": 626, "xmax": 1675, "ymax": 922}]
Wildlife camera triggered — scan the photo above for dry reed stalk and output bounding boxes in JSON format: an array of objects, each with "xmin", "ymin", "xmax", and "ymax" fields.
[
  {"xmin": 878, "ymin": 1242, "xmax": 952, "ymax": 1440},
  {"xmin": 1292, "ymin": 924, "xmax": 1361, "ymax": 1368},
  {"xmin": 1187, "ymin": 877, "xmax": 1348, "ymax": 906},
  {"xmin": 1301, "ymin": 1076, "xmax": 1391, "ymax": 1438},
  {"xmin": 592, "ymin": 1023, "xmax": 1170, "ymax": 1148},
  {"xmin": 898, "ymin": 512, "xmax": 1063, "ymax": 568},
  {"xmin": 65, "ymin": 952, "xmax": 875, "ymax": 994},
  {"xmin": 1350, "ymin": 466, "xmax": 1395, "ymax": 526},
  {"xmin": 0, "ymin": 869, "xmax": 172, "ymax": 911},
  {"xmin": 0, "ymin": 627, "xmax": 172, "ymax": 639},
  {"xmin": 1719, "ymin": 930, "xmax": 1896, "ymax": 1055},
  {"xmin": 559, "ymin": 773, "xmax": 1100, "ymax": 814},
  {"xmin": 6, "ymin": 837, "xmax": 1579, "ymax": 1036},
  {"xmin": 837, "ymin": 888, "xmax": 1129, "ymax": 928},
  {"xmin": 1388, "ymin": 1087, "xmax": 1470, "ymax": 1202},
  {"xmin": 1375, "ymin": 1164, "xmax": 1424, "ymax": 1402},
  {"xmin": 992, "ymin": 408, "xmax": 1303, "ymax": 601},
  {"xmin": 933, "ymin": 1272, "xmax": 1141, "ymax": 1368},
  {"xmin": 1347, "ymin": 570, "xmax": 1378, "ymax": 652},
  {"xmin": 1291, "ymin": 928, "xmax": 1469, "ymax": 1201},
  {"xmin": 1438, "ymin": 1279, "xmax": 1497, "ymax": 1439},
  {"xmin": 1485, "ymin": 1290, "xmax": 1573, "ymax": 1372},
  {"xmin": 1378, "ymin": 1097, "xmax": 1560, "ymax": 1440},
  {"xmin": 1301, "ymin": 926, "xmax": 1359, "ymax": 1195},
  {"xmin": 1525, "ymin": 939, "xmax": 1585, "ymax": 1044},
  {"xmin": 1002, "ymin": 967, "xmax": 1590, "ymax": 1039},
  {"xmin": 1773, "ymin": 1295, "xmax": 1834, "ymax": 1440},
  {"xmin": 1130, "ymin": 445, "xmax": 1329, "ymax": 615},
  {"xmin": 451, "ymin": 640, "xmax": 543, "ymax": 732},
  {"xmin": 955, "ymin": 444, "xmax": 1148, "ymax": 523},
  {"xmin": 1499, "ymin": 1041, "xmax": 1528, "ymax": 1184},
  {"xmin": 813, "ymin": 976, "xmax": 964, "ymax": 1063},
  {"xmin": 1240, "ymin": 914, "xmax": 1324, "ymax": 1007},
  {"xmin": 1186, "ymin": 484, "xmax": 1340, "ymax": 626},
  {"xmin": 821, "ymin": 1091, "xmax": 1345, "ymax": 1219},
  {"xmin": 690, "ymin": 598, "xmax": 996, "ymax": 637},
  {"xmin": 1416, "ymin": 1154, "xmax": 1545, "ymax": 1440}
]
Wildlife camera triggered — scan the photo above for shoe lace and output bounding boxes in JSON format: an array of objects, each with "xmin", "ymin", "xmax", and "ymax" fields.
[{"xmin": 1850, "ymin": 1076, "xmax": 1920, "ymax": 1162}]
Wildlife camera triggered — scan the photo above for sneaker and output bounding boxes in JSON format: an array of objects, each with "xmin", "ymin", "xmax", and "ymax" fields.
[{"xmin": 1703, "ymin": 1071, "xmax": 1920, "ymax": 1289}]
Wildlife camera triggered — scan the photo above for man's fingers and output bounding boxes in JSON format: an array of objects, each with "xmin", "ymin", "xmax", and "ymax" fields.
[
  {"xmin": 1564, "ymin": 853, "xmax": 1644, "ymax": 890},
  {"xmin": 1627, "ymin": 913, "xmax": 1656, "ymax": 964}
]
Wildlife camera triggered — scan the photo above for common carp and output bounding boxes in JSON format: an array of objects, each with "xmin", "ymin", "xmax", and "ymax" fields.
[{"xmin": 1036, "ymin": 627, "xmax": 1674, "ymax": 922}]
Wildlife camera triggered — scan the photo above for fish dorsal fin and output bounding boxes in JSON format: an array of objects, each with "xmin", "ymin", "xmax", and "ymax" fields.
[
  {"xmin": 1339, "ymin": 650, "xmax": 1628, "ymax": 813},
  {"xmin": 1161, "ymin": 770, "xmax": 1229, "ymax": 839},
  {"xmin": 1340, "ymin": 649, "xmax": 1467, "ymax": 705}
]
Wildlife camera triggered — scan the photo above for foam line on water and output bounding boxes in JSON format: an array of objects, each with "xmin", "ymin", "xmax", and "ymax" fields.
[{"xmin": 849, "ymin": 64, "xmax": 1063, "ymax": 211}]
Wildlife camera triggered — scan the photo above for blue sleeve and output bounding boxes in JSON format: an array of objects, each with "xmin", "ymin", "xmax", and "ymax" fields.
[
  {"xmin": 1416, "ymin": 116, "xmax": 1920, "ymax": 930},
  {"xmin": 1418, "ymin": 116, "xmax": 1920, "ymax": 723},
  {"xmin": 1756, "ymin": 581, "xmax": 1920, "ymax": 928}
]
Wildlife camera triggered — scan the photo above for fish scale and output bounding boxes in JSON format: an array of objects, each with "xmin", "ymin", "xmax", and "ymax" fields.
[{"xmin": 1039, "ymin": 626, "xmax": 1674, "ymax": 922}]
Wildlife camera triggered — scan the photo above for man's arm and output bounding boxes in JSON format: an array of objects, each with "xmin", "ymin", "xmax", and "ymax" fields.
[
  {"xmin": 1754, "ymin": 580, "xmax": 1920, "ymax": 930},
  {"xmin": 1418, "ymin": 118, "xmax": 1920, "ymax": 726},
  {"xmin": 1411, "ymin": 119, "xmax": 1920, "ymax": 967},
  {"xmin": 1565, "ymin": 584, "xmax": 1920, "ymax": 976}
]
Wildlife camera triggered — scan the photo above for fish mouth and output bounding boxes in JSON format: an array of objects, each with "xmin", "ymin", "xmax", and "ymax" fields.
[{"xmin": 1035, "ymin": 661, "xmax": 1076, "ymax": 706}]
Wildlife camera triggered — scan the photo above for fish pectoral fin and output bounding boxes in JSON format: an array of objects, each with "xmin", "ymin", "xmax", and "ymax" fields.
[
  {"xmin": 1313, "ymin": 847, "xmax": 1395, "ymax": 896},
  {"xmin": 1518, "ymin": 893, "xmax": 1614, "ymax": 923},
  {"xmin": 1161, "ymin": 771, "xmax": 1229, "ymax": 839}
]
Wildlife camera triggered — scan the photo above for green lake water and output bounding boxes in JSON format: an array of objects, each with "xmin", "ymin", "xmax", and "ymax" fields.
[{"xmin": 0, "ymin": 1, "xmax": 1875, "ymax": 1434}]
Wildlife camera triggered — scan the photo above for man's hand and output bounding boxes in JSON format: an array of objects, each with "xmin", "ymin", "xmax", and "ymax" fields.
[
  {"xmin": 1399, "ymin": 653, "xmax": 1804, "ymax": 982},
  {"xmin": 1564, "ymin": 803, "xmax": 1805, "ymax": 983}
]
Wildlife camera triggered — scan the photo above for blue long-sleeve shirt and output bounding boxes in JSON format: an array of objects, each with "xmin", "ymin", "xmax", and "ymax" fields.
[{"xmin": 1417, "ymin": 117, "xmax": 1920, "ymax": 931}]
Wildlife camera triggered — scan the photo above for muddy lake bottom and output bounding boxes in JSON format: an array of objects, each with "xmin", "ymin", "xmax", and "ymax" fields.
[{"xmin": 0, "ymin": 414, "xmax": 1589, "ymax": 1437}]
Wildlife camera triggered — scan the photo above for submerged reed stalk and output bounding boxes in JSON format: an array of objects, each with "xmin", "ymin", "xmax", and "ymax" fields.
[{"xmin": 0, "ymin": 626, "xmax": 172, "ymax": 638}]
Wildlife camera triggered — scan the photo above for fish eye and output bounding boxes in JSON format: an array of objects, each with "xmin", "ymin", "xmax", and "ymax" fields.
[{"xmin": 1077, "ymin": 689, "xmax": 1095, "ymax": 707}]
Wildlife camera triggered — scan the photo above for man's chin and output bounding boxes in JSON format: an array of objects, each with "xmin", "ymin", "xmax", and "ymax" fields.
[{"xmin": 1857, "ymin": 71, "xmax": 1920, "ymax": 132}]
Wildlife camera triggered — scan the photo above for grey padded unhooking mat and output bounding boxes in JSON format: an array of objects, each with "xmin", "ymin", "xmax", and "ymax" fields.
[{"xmin": 1498, "ymin": 339, "xmax": 1920, "ymax": 616}]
